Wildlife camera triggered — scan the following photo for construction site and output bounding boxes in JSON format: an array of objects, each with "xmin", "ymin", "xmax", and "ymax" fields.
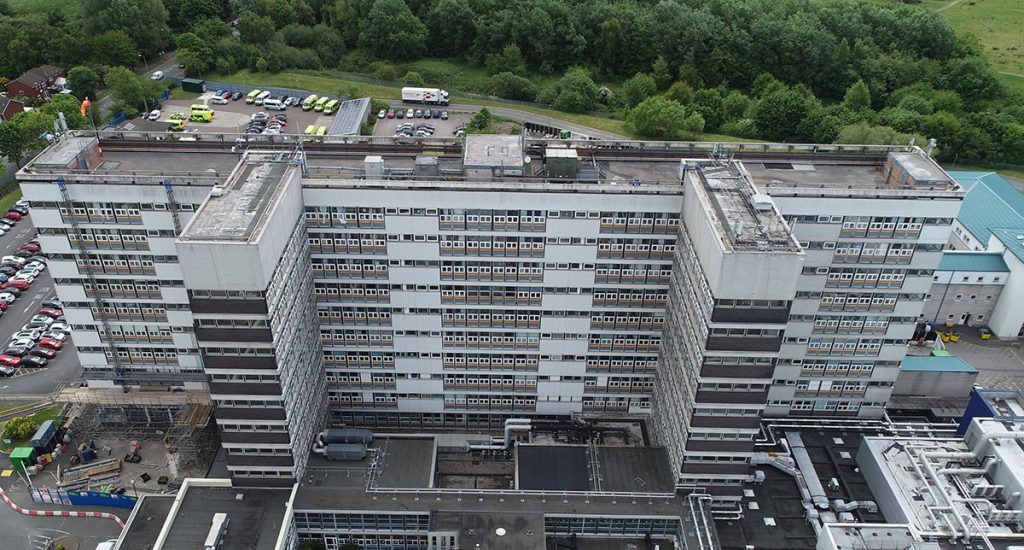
[{"xmin": 47, "ymin": 386, "xmax": 219, "ymax": 490}]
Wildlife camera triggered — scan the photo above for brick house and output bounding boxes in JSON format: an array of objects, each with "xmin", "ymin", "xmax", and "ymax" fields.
[
  {"xmin": 0, "ymin": 98, "xmax": 25, "ymax": 121},
  {"xmin": 6, "ymin": 65, "xmax": 65, "ymax": 100}
]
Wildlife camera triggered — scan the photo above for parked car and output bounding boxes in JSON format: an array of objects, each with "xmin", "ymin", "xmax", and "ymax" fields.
[
  {"xmin": 37, "ymin": 338, "xmax": 63, "ymax": 350},
  {"xmin": 210, "ymin": 96, "xmax": 228, "ymax": 105},
  {"xmin": 150, "ymin": 70, "xmax": 164, "ymax": 80},
  {"xmin": 386, "ymin": 109, "xmax": 396, "ymax": 119},
  {"xmin": 2, "ymin": 256, "xmax": 25, "ymax": 266},
  {"xmin": 21, "ymin": 356, "xmax": 47, "ymax": 368},
  {"xmin": 48, "ymin": 323, "xmax": 72, "ymax": 333},
  {"xmin": 40, "ymin": 331, "xmax": 67, "ymax": 342},
  {"xmin": 10, "ymin": 332, "xmax": 39, "ymax": 343},
  {"xmin": 23, "ymin": 322, "xmax": 49, "ymax": 331},
  {"xmin": 396, "ymin": 109, "xmax": 405, "ymax": 119},
  {"xmin": 13, "ymin": 274, "xmax": 35, "ymax": 284},
  {"xmin": 147, "ymin": 110, "xmax": 162, "ymax": 121},
  {"xmin": 9, "ymin": 206, "xmax": 29, "ymax": 216},
  {"xmin": 29, "ymin": 347, "xmax": 56, "ymax": 359},
  {"xmin": 434, "ymin": 110, "xmax": 443, "ymax": 118},
  {"xmin": 19, "ymin": 243, "xmax": 38, "ymax": 252},
  {"xmin": 2, "ymin": 345, "xmax": 31, "ymax": 357},
  {"xmin": 221, "ymin": 91, "xmax": 233, "ymax": 100},
  {"xmin": 231, "ymin": 91, "xmax": 243, "ymax": 101},
  {"xmin": 0, "ymin": 355, "xmax": 21, "ymax": 367},
  {"xmin": 0, "ymin": 267, "xmax": 15, "ymax": 277},
  {"xmin": 2, "ymin": 280, "xmax": 29, "ymax": 291},
  {"xmin": 41, "ymin": 299, "xmax": 62, "ymax": 309},
  {"xmin": 5, "ymin": 211, "xmax": 21, "ymax": 221},
  {"xmin": 414, "ymin": 109, "xmax": 423, "ymax": 118},
  {"xmin": 26, "ymin": 261, "xmax": 45, "ymax": 272},
  {"xmin": 29, "ymin": 315, "xmax": 53, "ymax": 326},
  {"xmin": 406, "ymin": 108, "xmax": 415, "ymax": 118},
  {"xmin": 38, "ymin": 308, "xmax": 62, "ymax": 318},
  {"xmin": 0, "ymin": 292, "xmax": 17, "ymax": 303},
  {"xmin": 0, "ymin": 364, "xmax": 14, "ymax": 376},
  {"xmin": 0, "ymin": 301, "xmax": 7, "ymax": 311},
  {"xmin": 378, "ymin": 109, "xmax": 387, "ymax": 119},
  {"xmin": 14, "ymin": 250, "xmax": 32, "ymax": 258}
]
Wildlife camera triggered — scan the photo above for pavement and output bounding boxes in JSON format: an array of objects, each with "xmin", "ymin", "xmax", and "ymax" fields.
[
  {"xmin": 126, "ymin": 93, "xmax": 335, "ymax": 135},
  {"xmin": 0, "ymin": 215, "xmax": 81, "ymax": 399},
  {"xmin": 371, "ymin": 109, "xmax": 473, "ymax": 138},
  {"xmin": 939, "ymin": 329, "xmax": 1024, "ymax": 391}
]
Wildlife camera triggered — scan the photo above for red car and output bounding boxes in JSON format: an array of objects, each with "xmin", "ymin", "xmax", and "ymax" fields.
[
  {"xmin": 0, "ymin": 355, "xmax": 22, "ymax": 367},
  {"xmin": 38, "ymin": 308, "xmax": 62, "ymax": 318},
  {"xmin": 37, "ymin": 338, "xmax": 63, "ymax": 350},
  {"xmin": 19, "ymin": 243, "xmax": 39, "ymax": 253},
  {"xmin": 4, "ymin": 212, "xmax": 20, "ymax": 221},
  {"xmin": 1, "ymin": 280, "xmax": 29, "ymax": 291},
  {"xmin": 0, "ymin": 301, "xmax": 7, "ymax": 311}
]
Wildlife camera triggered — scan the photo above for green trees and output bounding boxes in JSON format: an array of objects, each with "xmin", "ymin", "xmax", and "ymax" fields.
[
  {"xmin": 753, "ymin": 87, "xmax": 815, "ymax": 142},
  {"xmin": 426, "ymin": 0, "xmax": 475, "ymax": 57},
  {"xmin": 482, "ymin": 72, "xmax": 538, "ymax": 101},
  {"xmin": 66, "ymin": 66, "xmax": 99, "ymax": 99},
  {"xmin": 3, "ymin": 417, "xmax": 37, "ymax": 440},
  {"xmin": 485, "ymin": 44, "xmax": 527, "ymax": 76},
  {"xmin": 104, "ymin": 66, "xmax": 161, "ymax": 115},
  {"xmin": 89, "ymin": 30, "xmax": 140, "ymax": 68},
  {"xmin": 621, "ymin": 72, "xmax": 657, "ymax": 109},
  {"xmin": 358, "ymin": 0, "xmax": 427, "ymax": 60},
  {"xmin": 627, "ymin": 96, "xmax": 702, "ymax": 140},
  {"xmin": 238, "ymin": 13, "xmax": 276, "ymax": 44},
  {"xmin": 81, "ymin": 0, "xmax": 169, "ymax": 56},
  {"xmin": 843, "ymin": 80, "xmax": 873, "ymax": 115},
  {"xmin": 541, "ymin": 70, "xmax": 598, "ymax": 113},
  {"xmin": 468, "ymin": 107, "xmax": 493, "ymax": 131}
]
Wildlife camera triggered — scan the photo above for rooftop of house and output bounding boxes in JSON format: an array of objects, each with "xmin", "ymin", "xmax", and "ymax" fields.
[
  {"xmin": 937, "ymin": 251, "xmax": 1010, "ymax": 272},
  {"xmin": 949, "ymin": 171, "xmax": 1024, "ymax": 245},
  {"xmin": 990, "ymin": 227, "xmax": 1024, "ymax": 263},
  {"xmin": 9, "ymin": 64, "xmax": 63, "ymax": 87}
]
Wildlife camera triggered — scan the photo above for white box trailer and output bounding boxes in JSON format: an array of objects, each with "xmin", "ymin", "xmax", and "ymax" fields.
[{"xmin": 402, "ymin": 87, "xmax": 450, "ymax": 105}]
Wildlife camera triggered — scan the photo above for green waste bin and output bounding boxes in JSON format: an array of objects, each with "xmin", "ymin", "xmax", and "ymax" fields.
[{"xmin": 10, "ymin": 447, "xmax": 36, "ymax": 470}]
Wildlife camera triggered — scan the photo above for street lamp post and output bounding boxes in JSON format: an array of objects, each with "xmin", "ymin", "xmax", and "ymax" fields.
[
  {"xmin": 140, "ymin": 54, "xmax": 150, "ymax": 73},
  {"xmin": 130, "ymin": 479, "xmax": 137, "ymax": 498}
]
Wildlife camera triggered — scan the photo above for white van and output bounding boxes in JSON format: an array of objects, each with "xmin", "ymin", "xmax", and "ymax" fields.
[
  {"xmin": 96, "ymin": 540, "xmax": 119, "ymax": 550},
  {"xmin": 263, "ymin": 99, "xmax": 285, "ymax": 111},
  {"xmin": 254, "ymin": 91, "xmax": 272, "ymax": 105}
]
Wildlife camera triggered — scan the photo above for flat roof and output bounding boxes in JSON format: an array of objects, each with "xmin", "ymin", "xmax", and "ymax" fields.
[
  {"xmin": 938, "ymin": 252, "xmax": 1009, "ymax": 272},
  {"xmin": 692, "ymin": 162, "xmax": 801, "ymax": 252},
  {"xmin": 464, "ymin": 135, "xmax": 523, "ymax": 170},
  {"xmin": 160, "ymin": 485, "xmax": 291, "ymax": 550},
  {"xmin": 744, "ymin": 161, "xmax": 888, "ymax": 189},
  {"xmin": 179, "ymin": 153, "xmax": 294, "ymax": 242},
  {"xmin": 900, "ymin": 355, "xmax": 978, "ymax": 373},
  {"xmin": 518, "ymin": 446, "xmax": 589, "ymax": 491},
  {"xmin": 120, "ymin": 495, "xmax": 175, "ymax": 550},
  {"xmin": 891, "ymin": 152, "xmax": 950, "ymax": 184}
]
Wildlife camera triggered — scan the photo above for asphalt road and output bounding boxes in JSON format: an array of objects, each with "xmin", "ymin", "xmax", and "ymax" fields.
[
  {"xmin": 0, "ymin": 216, "xmax": 80, "ymax": 398},
  {"xmin": 381, "ymin": 99, "xmax": 628, "ymax": 140}
]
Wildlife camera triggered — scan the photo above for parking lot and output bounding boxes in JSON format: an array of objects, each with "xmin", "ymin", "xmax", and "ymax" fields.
[
  {"xmin": 0, "ymin": 216, "xmax": 79, "ymax": 396},
  {"xmin": 372, "ymin": 107, "xmax": 474, "ymax": 138},
  {"xmin": 125, "ymin": 91, "xmax": 339, "ymax": 135}
]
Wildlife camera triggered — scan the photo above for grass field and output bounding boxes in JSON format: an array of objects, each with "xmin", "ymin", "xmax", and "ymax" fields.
[
  {"xmin": 918, "ymin": 0, "xmax": 1024, "ymax": 94},
  {"xmin": 9, "ymin": 0, "xmax": 79, "ymax": 14},
  {"xmin": 215, "ymin": 69, "xmax": 757, "ymax": 141},
  {"xmin": 0, "ymin": 187, "xmax": 22, "ymax": 214}
]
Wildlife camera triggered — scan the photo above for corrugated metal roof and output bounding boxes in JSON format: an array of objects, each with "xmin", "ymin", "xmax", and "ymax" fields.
[
  {"xmin": 938, "ymin": 252, "xmax": 1009, "ymax": 272},
  {"xmin": 327, "ymin": 97, "xmax": 371, "ymax": 136},
  {"xmin": 901, "ymin": 355, "xmax": 978, "ymax": 373},
  {"xmin": 949, "ymin": 171, "xmax": 1024, "ymax": 245},
  {"xmin": 991, "ymin": 228, "xmax": 1024, "ymax": 263}
]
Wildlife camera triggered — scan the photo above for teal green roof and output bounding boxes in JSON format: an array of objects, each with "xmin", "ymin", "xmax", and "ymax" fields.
[
  {"xmin": 949, "ymin": 171, "xmax": 1024, "ymax": 245},
  {"xmin": 938, "ymin": 252, "xmax": 1009, "ymax": 272},
  {"xmin": 991, "ymin": 228, "xmax": 1024, "ymax": 263},
  {"xmin": 901, "ymin": 355, "xmax": 978, "ymax": 373}
]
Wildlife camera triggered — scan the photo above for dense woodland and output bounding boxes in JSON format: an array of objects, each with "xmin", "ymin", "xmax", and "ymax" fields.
[{"xmin": 0, "ymin": 0, "xmax": 1020, "ymax": 165}]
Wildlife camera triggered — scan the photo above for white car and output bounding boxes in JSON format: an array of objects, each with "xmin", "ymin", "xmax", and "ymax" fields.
[
  {"xmin": 147, "ymin": 109, "xmax": 161, "ymax": 121},
  {"xmin": 29, "ymin": 315, "xmax": 53, "ymax": 326},
  {"xmin": 12, "ymin": 273, "xmax": 33, "ymax": 284},
  {"xmin": 211, "ymin": 96, "xmax": 228, "ymax": 105},
  {"xmin": 15, "ymin": 200, "xmax": 28, "ymax": 208},
  {"xmin": 406, "ymin": 108, "xmax": 415, "ymax": 118},
  {"xmin": 96, "ymin": 540, "xmax": 118, "ymax": 550},
  {"xmin": 0, "ymin": 229, "xmax": 6, "ymax": 236},
  {"xmin": 40, "ymin": 331, "xmax": 67, "ymax": 341},
  {"xmin": 48, "ymin": 323, "xmax": 72, "ymax": 333},
  {"xmin": 11, "ymin": 330, "xmax": 41, "ymax": 341},
  {"xmin": 150, "ymin": 70, "xmax": 164, "ymax": 80},
  {"xmin": 0, "ymin": 293, "xmax": 16, "ymax": 303},
  {"xmin": 377, "ymin": 109, "xmax": 386, "ymax": 119},
  {"xmin": 8, "ymin": 338, "xmax": 35, "ymax": 349},
  {"xmin": 1, "ymin": 256, "xmax": 25, "ymax": 265},
  {"xmin": 25, "ymin": 262, "xmax": 44, "ymax": 272}
]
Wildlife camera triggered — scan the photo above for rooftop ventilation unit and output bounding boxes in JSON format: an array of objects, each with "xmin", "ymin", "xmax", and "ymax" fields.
[{"xmin": 204, "ymin": 512, "xmax": 229, "ymax": 549}]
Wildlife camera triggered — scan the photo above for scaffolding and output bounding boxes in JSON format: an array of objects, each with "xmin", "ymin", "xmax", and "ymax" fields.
[{"xmin": 57, "ymin": 387, "xmax": 217, "ymax": 469}]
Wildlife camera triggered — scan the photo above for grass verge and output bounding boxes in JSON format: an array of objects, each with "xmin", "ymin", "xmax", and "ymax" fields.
[
  {"xmin": 0, "ymin": 404, "xmax": 64, "ymax": 452},
  {"xmin": 0, "ymin": 187, "xmax": 22, "ymax": 214}
]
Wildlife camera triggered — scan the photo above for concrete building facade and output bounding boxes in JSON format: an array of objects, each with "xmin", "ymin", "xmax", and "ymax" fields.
[{"xmin": 18, "ymin": 133, "xmax": 961, "ymax": 493}]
